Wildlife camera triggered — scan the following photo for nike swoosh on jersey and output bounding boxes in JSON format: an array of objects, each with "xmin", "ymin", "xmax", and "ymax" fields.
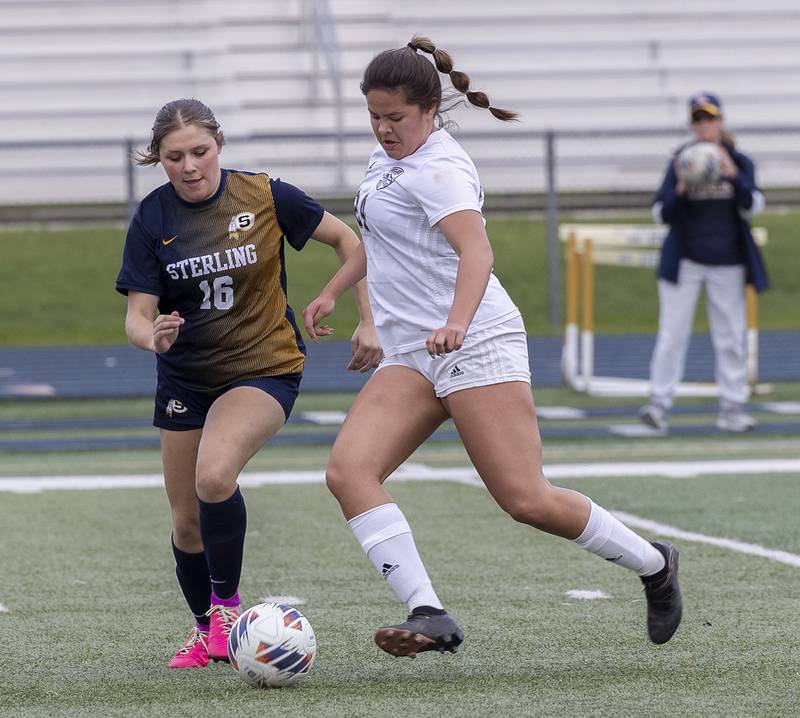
[{"xmin": 162, "ymin": 235, "xmax": 178, "ymax": 245}]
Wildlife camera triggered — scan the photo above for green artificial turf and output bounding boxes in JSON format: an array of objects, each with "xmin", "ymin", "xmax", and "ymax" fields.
[
  {"xmin": 1, "ymin": 211, "xmax": 798, "ymax": 345},
  {"xmin": 2, "ymin": 475, "xmax": 799, "ymax": 717}
]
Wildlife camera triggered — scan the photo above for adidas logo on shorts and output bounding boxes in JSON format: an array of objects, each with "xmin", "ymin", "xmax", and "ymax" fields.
[{"xmin": 449, "ymin": 364, "xmax": 465, "ymax": 378}]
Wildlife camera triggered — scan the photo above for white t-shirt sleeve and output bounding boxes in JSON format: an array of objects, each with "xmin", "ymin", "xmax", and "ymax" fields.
[{"xmin": 407, "ymin": 154, "xmax": 482, "ymax": 227}]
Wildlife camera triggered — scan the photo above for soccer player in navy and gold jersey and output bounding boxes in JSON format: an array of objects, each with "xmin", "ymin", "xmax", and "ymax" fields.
[{"xmin": 116, "ymin": 99, "xmax": 381, "ymax": 668}]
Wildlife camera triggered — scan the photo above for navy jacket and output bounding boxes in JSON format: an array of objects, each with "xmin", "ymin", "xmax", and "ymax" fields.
[{"xmin": 653, "ymin": 145, "xmax": 769, "ymax": 292}]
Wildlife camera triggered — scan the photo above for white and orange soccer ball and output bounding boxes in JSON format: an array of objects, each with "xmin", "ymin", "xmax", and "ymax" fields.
[
  {"xmin": 677, "ymin": 141, "xmax": 722, "ymax": 187},
  {"xmin": 227, "ymin": 602, "xmax": 317, "ymax": 688}
]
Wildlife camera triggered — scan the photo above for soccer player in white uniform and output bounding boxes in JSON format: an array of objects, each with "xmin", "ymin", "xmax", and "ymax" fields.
[{"xmin": 304, "ymin": 37, "xmax": 683, "ymax": 657}]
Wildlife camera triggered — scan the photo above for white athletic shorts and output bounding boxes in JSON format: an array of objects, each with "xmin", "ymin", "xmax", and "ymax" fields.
[{"xmin": 375, "ymin": 316, "xmax": 531, "ymax": 398}]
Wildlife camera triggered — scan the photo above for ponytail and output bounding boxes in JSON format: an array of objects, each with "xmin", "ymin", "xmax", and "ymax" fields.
[
  {"xmin": 408, "ymin": 36, "xmax": 518, "ymax": 121},
  {"xmin": 361, "ymin": 36, "xmax": 518, "ymax": 123}
]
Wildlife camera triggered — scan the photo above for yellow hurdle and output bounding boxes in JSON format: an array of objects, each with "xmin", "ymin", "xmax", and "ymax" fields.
[{"xmin": 559, "ymin": 224, "xmax": 766, "ymax": 395}]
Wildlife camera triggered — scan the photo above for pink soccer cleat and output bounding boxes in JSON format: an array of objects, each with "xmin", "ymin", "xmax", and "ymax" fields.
[
  {"xmin": 206, "ymin": 603, "xmax": 241, "ymax": 662},
  {"xmin": 168, "ymin": 626, "xmax": 209, "ymax": 669}
]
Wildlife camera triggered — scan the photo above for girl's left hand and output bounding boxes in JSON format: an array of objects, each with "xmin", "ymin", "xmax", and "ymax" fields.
[
  {"xmin": 426, "ymin": 323, "xmax": 466, "ymax": 357},
  {"xmin": 348, "ymin": 321, "xmax": 383, "ymax": 372}
]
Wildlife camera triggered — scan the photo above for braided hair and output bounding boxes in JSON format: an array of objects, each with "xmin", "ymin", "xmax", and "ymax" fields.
[{"xmin": 360, "ymin": 35, "xmax": 517, "ymax": 124}]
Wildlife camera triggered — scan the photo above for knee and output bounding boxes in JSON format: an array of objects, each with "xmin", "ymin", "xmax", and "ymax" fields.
[
  {"xmin": 325, "ymin": 459, "xmax": 350, "ymax": 500},
  {"xmin": 195, "ymin": 461, "xmax": 236, "ymax": 503},
  {"xmin": 172, "ymin": 511, "xmax": 201, "ymax": 550},
  {"xmin": 325, "ymin": 453, "xmax": 379, "ymax": 502},
  {"xmin": 501, "ymin": 480, "xmax": 556, "ymax": 529},
  {"xmin": 505, "ymin": 500, "xmax": 555, "ymax": 529}
]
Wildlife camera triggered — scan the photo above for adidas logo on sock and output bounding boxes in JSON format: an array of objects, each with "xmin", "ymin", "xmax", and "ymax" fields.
[
  {"xmin": 449, "ymin": 364, "xmax": 464, "ymax": 378},
  {"xmin": 381, "ymin": 562, "xmax": 399, "ymax": 578}
]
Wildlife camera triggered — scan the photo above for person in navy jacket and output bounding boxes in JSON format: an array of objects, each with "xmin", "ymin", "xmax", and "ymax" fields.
[{"xmin": 640, "ymin": 92, "xmax": 768, "ymax": 433}]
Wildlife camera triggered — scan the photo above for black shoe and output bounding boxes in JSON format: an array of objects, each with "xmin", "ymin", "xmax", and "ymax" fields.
[
  {"xmin": 374, "ymin": 608, "xmax": 463, "ymax": 658},
  {"xmin": 641, "ymin": 541, "xmax": 682, "ymax": 644}
]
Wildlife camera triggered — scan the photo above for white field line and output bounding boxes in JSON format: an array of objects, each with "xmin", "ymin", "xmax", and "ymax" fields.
[
  {"xmin": 0, "ymin": 603, "xmax": 9, "ymax": 613},
  {"xmin": 2, "ymin": 458, "xmax": 800, "ymax": 494},
  {"xmin": 544, "ymin": 458, "xmax": 800, "ymax": 479},
  {"xmin": 259, "ymin": 596, "xmax": 306, "ymax": 606},
  {"xmin": 614, "ymin": 511, "xmax": 800, "ymax": 568},
  {"xmin": 565, "ymin": 589, "xmax": 611, "ymax": 600},
  {"xmin": 2, "ymin": 461, "xmax": 799, "ymax": 569}
]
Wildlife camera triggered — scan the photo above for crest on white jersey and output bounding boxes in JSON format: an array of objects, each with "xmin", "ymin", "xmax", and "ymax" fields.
[{"xmin": 376, "ymin": 167, "xmax": 404, "ymax": 190}]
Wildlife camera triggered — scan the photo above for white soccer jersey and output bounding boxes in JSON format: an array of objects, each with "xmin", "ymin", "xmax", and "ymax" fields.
[{"xmin": 354, "ymin": 129, "xmax": 521, "ymax": 356}]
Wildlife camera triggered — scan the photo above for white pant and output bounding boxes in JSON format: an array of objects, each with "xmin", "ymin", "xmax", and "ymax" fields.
[{"xmin": 650, "ymin": 259, "xmax": 749, "ymax": 409}]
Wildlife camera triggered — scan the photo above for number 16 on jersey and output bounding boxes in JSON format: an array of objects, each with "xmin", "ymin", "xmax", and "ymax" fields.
[{"xmin": 199, "ymin": 275, "xmax": 234, "ymax": 310}]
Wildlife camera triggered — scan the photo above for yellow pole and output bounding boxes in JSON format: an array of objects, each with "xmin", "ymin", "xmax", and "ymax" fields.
[
  {"xmin": 561, "ymin": 233, "xmax": 581, "ymax": 388},
  {"xmin": 580, "ymin": 238, "xmax": 594, "ymax": 389},
  {"xmin": 581, "ymin": 238, "xmax": 593, "ymax": 333},
  {"xmin": 746, "ymin": 285, "xmax": 758, "ymax": 329},
  {"xmin": 566, "ymin": 233, "xmax": 578, "ymax": 327}
]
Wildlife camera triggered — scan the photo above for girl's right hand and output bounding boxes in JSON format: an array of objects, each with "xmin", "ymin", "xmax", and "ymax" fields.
[
  {"xmin": 153, "ymin": 311, "xmax": 184, "ymax": 353},
  {"xmin": 426, "ymin": 322, "xmax": 467, "ymax": 357},
  {"xmin": 718, "ymin": 146, "xmax": 739, "ymax": 179},
  {"xmin": 303, "ymin": 296, "xmax": 336, "ymax": 342}
]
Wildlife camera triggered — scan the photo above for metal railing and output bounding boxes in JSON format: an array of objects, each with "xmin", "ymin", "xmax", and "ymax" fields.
[
  {"xmin": 1, "ymin": 124, "xmax": 798, "ymax": 328},
  {"xmin": 303, "ymin": 0, "xmax": 346, "ymax": 187}
]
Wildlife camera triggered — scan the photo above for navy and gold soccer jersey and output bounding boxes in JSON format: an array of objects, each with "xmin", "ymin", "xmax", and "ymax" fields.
[{"xmin": 115, "ymin": 169, "xmax": 323, "ymax": 391}]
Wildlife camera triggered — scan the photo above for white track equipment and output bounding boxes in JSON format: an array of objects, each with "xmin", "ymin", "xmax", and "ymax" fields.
[{"xmin": 559, "ymin": 223, "xmax": 768, "ymax": 397}]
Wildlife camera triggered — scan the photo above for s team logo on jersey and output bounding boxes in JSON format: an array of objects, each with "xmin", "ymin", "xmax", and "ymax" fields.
[
  {"xmin": 227, "ymin": 211, "xmax": 256, "ymax": 240},
  {"xmin": 376, "ymin": 166, "xmax": 404, "ymax": 190},
  {"xmin": 166, "ymin": 399, "xmax": 188, "ymax": 418}
]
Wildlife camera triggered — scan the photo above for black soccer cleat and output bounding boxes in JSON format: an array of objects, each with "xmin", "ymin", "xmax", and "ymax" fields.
[
  {"xmin": 641, "ymin": 541, "xmax": 683, "ymax": 644},
  {"xmin": 374, "ymin": 607, "xmax": 463, "ymax": 658}
]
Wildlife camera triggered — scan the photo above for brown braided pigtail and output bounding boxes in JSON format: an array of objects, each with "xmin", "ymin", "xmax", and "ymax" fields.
[{"xmin": 408, "ymin": 36, "xmax": 518, "ymax": 121}]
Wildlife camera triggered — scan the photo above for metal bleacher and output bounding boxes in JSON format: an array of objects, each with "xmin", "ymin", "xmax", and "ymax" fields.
[{"xmin": 1, "ymin": 0, "xmax": 799, "ymax": 207}]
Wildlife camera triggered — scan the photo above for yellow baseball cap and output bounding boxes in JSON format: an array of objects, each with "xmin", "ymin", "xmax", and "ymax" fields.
[{"xmin": 689, "ymin": 92, "xmax": 722, "ymax": 118}]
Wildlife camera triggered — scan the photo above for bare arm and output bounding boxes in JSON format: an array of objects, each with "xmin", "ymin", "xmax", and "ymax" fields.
[
  {"xmin": 427, "ymin": 209, "xmax": 494, "ymax": 356},
  {"xmin": 306, "ymin": 211, "xmax": 381, "ymax": 370},
  {"xmin": 308, "ymin": 211, "xmax": 372, "ymax": 321},
  {"xmin": 125, "ymin": 291, "xmax": 184, "ymax": 353},
  {"xmin": 302, "ymin": 242, "xmax": 367, "ymax": 339}
]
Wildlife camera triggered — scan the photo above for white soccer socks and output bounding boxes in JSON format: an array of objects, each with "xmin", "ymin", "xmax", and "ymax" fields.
[
  {"xmin": 574, "ymin": 501, "xmax": 666, "ymax": 576},
  {"xmin": 348, "ymin": 503, "xmax": 444, "ymax": 611},
  {"xmin": 349, "ymin": 500, "xmax": 664, "ymax": 609}
]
